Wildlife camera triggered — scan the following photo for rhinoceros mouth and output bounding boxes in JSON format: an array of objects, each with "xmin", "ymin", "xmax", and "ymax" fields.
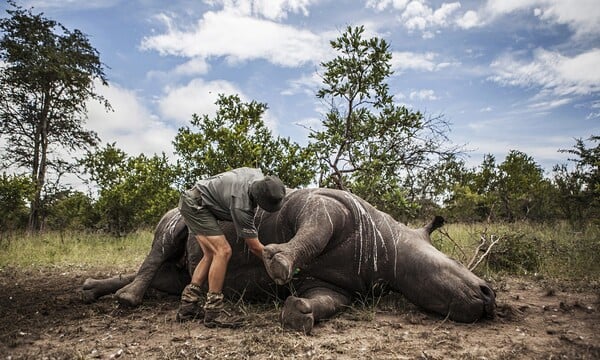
[{"xmin": 480, "ymin": 284, "xmax": 496, "ymax": 319}]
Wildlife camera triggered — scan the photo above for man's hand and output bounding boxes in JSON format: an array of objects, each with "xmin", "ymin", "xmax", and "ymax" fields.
[{"xmin": 244, "ymin": 237, "xmax": 264, "ymax": 258}]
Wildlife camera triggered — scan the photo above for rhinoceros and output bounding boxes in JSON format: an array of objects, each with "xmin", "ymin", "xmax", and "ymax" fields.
[{"xmin": 81, "ymin": 188, "xmax": 495, "ymax": 332}]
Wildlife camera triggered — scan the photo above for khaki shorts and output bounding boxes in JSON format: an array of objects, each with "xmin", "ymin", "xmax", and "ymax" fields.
[{"xmin": 178, "ymin": 189, "xmax": 224, "ymax": 236}]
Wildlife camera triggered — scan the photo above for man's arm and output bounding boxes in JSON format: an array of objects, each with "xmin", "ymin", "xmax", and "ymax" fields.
[{"xmin": 244, "ymin": 237, "xmax": 264, "ymax": 258}]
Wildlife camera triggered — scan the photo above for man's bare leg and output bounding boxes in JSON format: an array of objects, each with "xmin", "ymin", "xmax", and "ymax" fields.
[
  {"xmin": 191, "ymin": 238, "xmax": 212, "ymax": 286},
  {"xmin": 176, "ymin": 237, "xmax": 213, "ymax": 322},
  {"xmin": 198, "ymin": 234, "xmax": 231, "ymax": 293},
  {"xmin": 196, "ymin": 234, "xmax": 243, "ymax": 328}
]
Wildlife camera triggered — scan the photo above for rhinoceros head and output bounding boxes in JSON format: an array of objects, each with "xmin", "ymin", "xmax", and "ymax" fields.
[{"xmin": 393, "ymin": 217, "xmax": 496, "ymax": 322}]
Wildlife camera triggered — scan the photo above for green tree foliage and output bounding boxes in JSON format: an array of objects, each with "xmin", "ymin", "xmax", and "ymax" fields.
[
  {"xmin": 554, "ymin": 135, "xmax": 600, "ymax": 225},
  {"xmin": 81, "ymin": 143, "xmax": 179, "ymax": 236},
  {"xmin": 45, "ymin": 191, "xmax": 98, "ymax": 232},
  {"xmin": 309, "ymin": 25, "xmax": 458, "ymax": 219},
  {"xmin": 173, "ymin": 94, "xmax": 316, "ymax": 188},
  {"xmin": 496, "ymin": 150, "xmax": 555, "ymax": 221},
  {"xmin": 446, "ymin": 151, "xmax": 556, "ymax": 222},
  {"xmin": 0, "ymin": 173, "xmax": 32, "ymax": 232},
  {"xmin": 0, "ymin": 2, "xmax": 110, "ymax": 231},
  {"xmin": 446, "ymin": 154, "xmax": 497, "ymax": 222}
]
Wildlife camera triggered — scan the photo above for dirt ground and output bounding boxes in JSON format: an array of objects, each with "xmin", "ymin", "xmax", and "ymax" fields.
[{"xmin": 0, "ymin": 267, "xmax": 599, "ymax": 359}]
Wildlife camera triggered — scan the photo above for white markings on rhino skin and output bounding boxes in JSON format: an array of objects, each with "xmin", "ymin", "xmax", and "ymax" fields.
[
  {"xmin": 295, "ymin": 195, "xmax": 312, "ymax": 232},
  {"xmin": 381, "ymin": 215, "xmax": 402, "ymax": 279},
  {"xmin": 161, "ymin": 211, "xmax": 182, "ymax": 255},
  {"xmin": 342, "ymin": 193, "xmax": 388, "ymax": 274},
  {"xmin": 309, "ymin": 195, "xmax": 334, "ymax": 234}
]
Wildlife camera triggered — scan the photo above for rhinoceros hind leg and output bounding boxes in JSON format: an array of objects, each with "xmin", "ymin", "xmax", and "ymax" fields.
[
  {"xmin": 115, "ymin": 262, "xmax": 189, "ymax": 307},
  {"xmin": 80, "ymin": 274, "xmax": 136, "ymax": 303},
  {"xmin": 263, "ymin": 244, "xmax": 294, "ymax": 285},
  {"xmin": 281, "ymin": 286, "xmax": 351, "ymax": 334}
]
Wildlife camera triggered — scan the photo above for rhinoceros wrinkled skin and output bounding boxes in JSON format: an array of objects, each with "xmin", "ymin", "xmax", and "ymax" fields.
[{"xmin": 81, "ymin": 188, "xmax": 495, "ymax": 333}]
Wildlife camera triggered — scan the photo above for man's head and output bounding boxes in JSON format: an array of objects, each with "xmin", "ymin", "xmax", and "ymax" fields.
[{"xmin": 250, "ymin": 176, "xmax": 286, "ymax": 212}]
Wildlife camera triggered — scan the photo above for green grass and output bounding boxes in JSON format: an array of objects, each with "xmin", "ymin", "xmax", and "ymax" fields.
[
  {"xmin": 432, "ymin": 221, "xmax": 600, "ymax": 280},
  {"xmin": 1, "ymin": 222, "xmax": 599, "ymax": 281},
  {"xmin": 0, "ymin": 229, "xmax": 153, "ymax": 270}
]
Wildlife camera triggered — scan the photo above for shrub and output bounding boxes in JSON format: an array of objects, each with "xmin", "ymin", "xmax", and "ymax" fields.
[{"xmin": 485, "ymin": 230, "xmax": 541, "ymax": 274}]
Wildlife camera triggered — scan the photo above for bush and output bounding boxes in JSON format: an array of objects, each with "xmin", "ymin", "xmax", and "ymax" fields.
[{"xmin": 486, "ymin": 230, "xmax": 541, "ymax": 274}]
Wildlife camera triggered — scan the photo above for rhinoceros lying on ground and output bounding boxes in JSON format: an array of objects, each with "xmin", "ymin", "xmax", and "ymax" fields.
[{"xmin": 82, "ymin": 188, "xmax": 495, "ymax": 332}]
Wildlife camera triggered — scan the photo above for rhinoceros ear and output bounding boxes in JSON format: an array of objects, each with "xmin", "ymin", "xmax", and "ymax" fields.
[{"xmin": 424, "ymin": 216, "xmax": 445, "ymax": 234}]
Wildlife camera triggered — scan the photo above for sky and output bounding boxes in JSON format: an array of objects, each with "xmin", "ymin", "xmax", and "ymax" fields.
[{"xmin": 3, "ymin": 0, "xmax": 600, "ymax": 175}]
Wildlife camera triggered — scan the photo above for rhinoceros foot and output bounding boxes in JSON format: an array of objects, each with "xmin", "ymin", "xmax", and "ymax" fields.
[
  {"xmin": 115, "ymin": 283, "xmax": 144, "ymax": 307},
  {"xmin": 281, "ymin": 296, "xmax": 314, "ymax": 334},
  {"xmin": 263, "ymin": 244, "xmax": 294, "ymax": 285},
  {"xmin": 80, "ymin": 278, "xmax": 102, "ymax": 303}
]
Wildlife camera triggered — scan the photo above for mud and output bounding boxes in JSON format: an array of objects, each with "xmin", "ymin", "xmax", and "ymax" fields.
[{"xmin": 1, "ymin": 267, "xmax": 598, "ymax": 359}]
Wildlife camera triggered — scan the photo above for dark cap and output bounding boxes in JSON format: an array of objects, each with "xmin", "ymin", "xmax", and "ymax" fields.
[{"xmin": 251, "ymin": 175, "xmax": 286, "ymax": 212}]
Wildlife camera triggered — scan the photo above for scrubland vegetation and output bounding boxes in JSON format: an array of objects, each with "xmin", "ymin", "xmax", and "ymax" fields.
[
  {"xmin": 1, "ymin": 4, "xmax": 598, "ymax": 282},
  {"xmin": 2, "ymin": 221, "xmax": 598, "ymax": 281}
]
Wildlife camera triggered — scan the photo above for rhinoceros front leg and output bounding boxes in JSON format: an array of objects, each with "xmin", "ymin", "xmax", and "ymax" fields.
[
  {"xmin": 263, "ymin": 196, "xmax": 344, "ymax": 285},
  {"xmin": 281, "ymin": 286, "xmax": 351, "ymax": 334}
]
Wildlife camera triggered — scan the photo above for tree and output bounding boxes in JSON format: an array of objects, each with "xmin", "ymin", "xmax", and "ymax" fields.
[
  {"xmin": 0, "ymin": 172, "xmax": 32, "ymax": 232},
  {"xmin": 446, "ymin": 151, "xmax": 556, "ymax": 222},
  {"xmin": 309, "ymin": 25, "xmax": 459, "ymax": 219},
  {"xmin": 0, "ymin": 2, "xmax": 110, "ymax": 232},
  {"xmin": 81, "ymin": 143, "xmax": 179, "ymax": 235},
  {"xmin": 444, "ymin": 155, "xmax": 496, "ymax": 222},
  {"xmin": 173, "ymin": 94, "xmax": 316, "ymax": 188},
  {"xmin": 554, "ymin": 135, "xmax": 600, "ymax": 225},
  {"xmin": 496, "ymin": 150, "xmax": 553, "ymax": 221},
  {"xmin": 44, "ymin": 190, "xmax": 98, "ymax": 232}
]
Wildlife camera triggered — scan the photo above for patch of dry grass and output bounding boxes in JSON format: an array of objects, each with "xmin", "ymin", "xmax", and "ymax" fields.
[{"xmin": 0, "ymin": 229, "xmax": 152, "ymax": 270}]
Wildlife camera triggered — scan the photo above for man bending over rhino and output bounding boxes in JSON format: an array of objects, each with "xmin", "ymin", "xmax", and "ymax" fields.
[{"xmin": 176, "ymin": 167, "xmax": 286, "ymax": 327}]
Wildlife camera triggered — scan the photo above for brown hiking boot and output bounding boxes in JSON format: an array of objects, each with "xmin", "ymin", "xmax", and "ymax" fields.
[
  {"xmin": 203, "ymin": 292, "xmax": 245, "ymax": 328},
  {"xmin": 176, "ymin": 284, "xmax": 204, "ymax": 322}
]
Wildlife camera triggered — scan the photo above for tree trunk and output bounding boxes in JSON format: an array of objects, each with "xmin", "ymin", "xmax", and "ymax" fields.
[{"xmin": 28, "ymin": 91, "xmax": 51, "ymax": 233}]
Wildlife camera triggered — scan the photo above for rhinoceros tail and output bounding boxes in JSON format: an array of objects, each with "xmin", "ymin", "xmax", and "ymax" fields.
[{"xmin": 424, "ymin": 216, "xmax": 445, "ymax": 234}]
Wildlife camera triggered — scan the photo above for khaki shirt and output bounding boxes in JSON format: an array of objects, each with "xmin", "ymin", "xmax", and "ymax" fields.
[{"xmin": 195, "ymin": 167, "xmax": 263, "ymax": 238}]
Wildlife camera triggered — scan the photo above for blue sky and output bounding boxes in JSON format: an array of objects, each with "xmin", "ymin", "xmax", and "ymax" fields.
[{"xmin": 4, "ymin": 0, "xmax": 600, "ymax": 174}]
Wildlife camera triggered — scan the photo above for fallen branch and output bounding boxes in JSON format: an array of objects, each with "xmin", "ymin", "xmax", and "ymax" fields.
[{"xmin": 468, "ymin": 234, "xmax": 501, "ymax": 271}]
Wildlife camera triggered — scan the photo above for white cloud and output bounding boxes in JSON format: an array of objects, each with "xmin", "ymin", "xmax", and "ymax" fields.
[
  {"xmin": 409, "ymin": 89, "xmax": 437, "ymax": 100},
  {"xmin": 367, "ymin": 0, "xmax": 462, "ymax": 36},
  {"xmin": 478, "ymin": 0, "xmax": 600, "ymax": 37},
  {"xmin": 401, "ymin": 1, "xmax": 462, "ymax": 31},
  {"xmin": 586, "ymin": 111, "xmax": 600, "ymax": 120},
  {"xmin": 281, "ymin": 72, "xmax": 322, "ymax": 96},
  {"xmin": 456, "ymin": 10, "xmax": 481, "ymax": 29},
  {"xmin": 141, "ymin": 8, "xmax": 329, "ymax": 68},
  {"xmin": 86, "ymin": 81, "xmax": 176, "ymax": 157},
  {"xmin": 527, "ymin": 97, "xmax": 572, "ymax": 111},
  {"xmin": 157, "ymin": 78, "xmax": 280, "ymax": 133},
  {"xmin": 157, "ymin": 78, "xmax": 242, "ymax": 124},
  {"xmin": 173, "ymin": 57, "xmax": 211, "ymax": 76},
  {"xmin": 489, "ymin": 48, "xmax": 600, "ymax": 99},
  {"xmin": 23, "ymin": 0, "xmax": 121, "ymax": 10},
  {"xmin": 204, "ymin": 0, "xmax": 317, "ymax": 20},
  {"xmin": 369, "ymin": 0, "xmax": 600, "ymax": 37},
  {"xmin": 391, "ymin": 51, "xmax": 458, "ymax": 72}
]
